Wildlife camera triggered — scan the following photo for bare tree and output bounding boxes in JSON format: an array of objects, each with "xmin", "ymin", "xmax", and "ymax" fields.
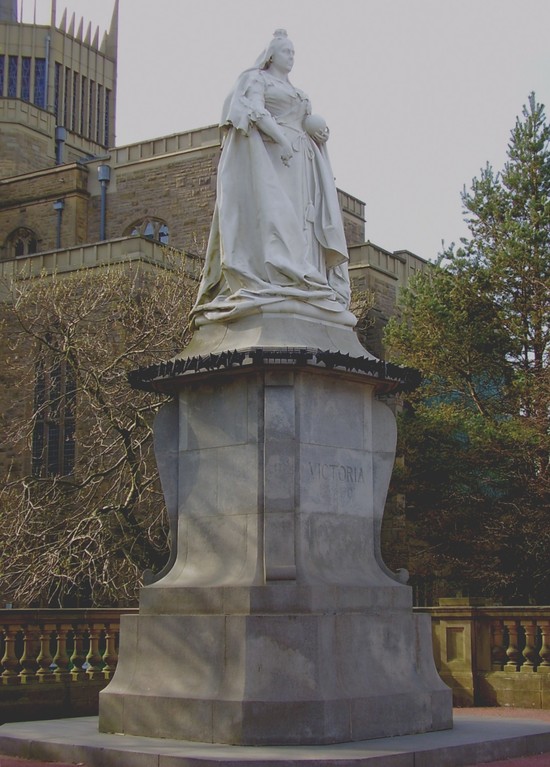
[
  {"xmin": 0, "ymin": 251, "xmax": 197, "ymax": 606},
  {"xmin": 0, "ymin": 247, "xmax": 375, "ymax": 607}
]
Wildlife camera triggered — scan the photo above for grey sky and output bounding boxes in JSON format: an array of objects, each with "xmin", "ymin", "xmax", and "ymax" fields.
[{"xmin": 27, "ymin": 0, "xmax": 550, "ymax": 261}]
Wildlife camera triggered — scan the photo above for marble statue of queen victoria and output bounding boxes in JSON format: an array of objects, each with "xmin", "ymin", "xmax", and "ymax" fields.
[{"xmin": 191, "ymin": 29, "xmax": 352, "ymax": 326}]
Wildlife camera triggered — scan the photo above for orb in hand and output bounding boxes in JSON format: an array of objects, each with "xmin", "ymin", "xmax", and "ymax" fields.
[{"xmin": 304, "ymin": 114, "xmax": 327, "ymax": 137}]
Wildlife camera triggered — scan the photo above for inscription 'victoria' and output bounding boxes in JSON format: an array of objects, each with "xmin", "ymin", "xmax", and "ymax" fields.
[{"xmin": 308, "ymin": 462, "xmax": 365, "ymax": 483}]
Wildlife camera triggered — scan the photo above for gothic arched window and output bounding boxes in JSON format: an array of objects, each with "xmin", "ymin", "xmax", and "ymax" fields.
[
  {"xmin": 125, "ymin": 218, "xmax": 170, "ymax": 245},
  {"xmin": 5, "ymin": 228, "xmax": 38, "ymax": 259},
  {"xmin": 32, "ymin": 354, "xmax": 76, "ymax": 477}
]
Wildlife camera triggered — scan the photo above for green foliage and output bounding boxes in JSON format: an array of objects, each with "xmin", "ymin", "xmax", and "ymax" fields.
[
  {"xmin": 390, "ymin": 405, "xmax": 549, "ymax": 603},
  {"xmin": 385, "ymin": 262, "xmax": 511, "ymax": 416},
  {"xmin": 385, "ymin": 94, "xmax": 549, "ymax": 604},
  {"xmin": 460, "ymin": 93, "xmax": 550, "ymax": 419}
]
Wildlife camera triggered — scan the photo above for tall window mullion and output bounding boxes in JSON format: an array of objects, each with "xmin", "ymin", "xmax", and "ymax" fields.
[
  {"xmin": 32, "ymin": 356, "xmax": 77, "ymax": 478},
  {"xmin": 63, "ymin": 364, "xmax": 76, "ymax": 475},
  {"xmin": 88, "ymin": 80, "xmax": 95, "ymax": 138},
  {"xmin": 33, "ymin": 57, "xmax": 46, "ymax": 108},
  {"xmin": 54, "ymin": 62, "xmax": 61, "ymax": 121},
  {"xmin": 79, "ymin": 76, "xmax": 85, "ymax": 134},
  {"xmin": 31, "ymin": 359, "xmax": 47, "ymax": 476},
  {"xmin": 63, "ymin": 67, "xmax": 71, "ymax": 127},
  {"xmin": 71, "ymin": 72, "xmax": 79, "ymax": 132},
  {"xmin": 8, "ymin": 55, "xmax": 18, "ymax": 97},
  {"xmin": 21, "ymin": 56, "xmax": 31, "ymax": 101},
  {"xmin": 96, "ymin": 84, "xmax": 103, "ymax": 143},
  {"xmin": 104, "ymin": 88, "xmax": 111, "ymax": 146}
]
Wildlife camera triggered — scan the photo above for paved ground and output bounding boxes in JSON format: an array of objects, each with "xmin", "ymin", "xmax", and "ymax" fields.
[
  {"xmin": 468, "ymin": 756, "xmax": 550, "ymax": 766},
  {"xmin": 0, "ymin": 759, "xmax": 80, "ymax": 766},
  {"xmin": 1, "ymin": 708, "xmax": 550, "ymax": 766},
  {"xmin": 456, "ymin": 708, "xmax": 550, "ymax": 767}
]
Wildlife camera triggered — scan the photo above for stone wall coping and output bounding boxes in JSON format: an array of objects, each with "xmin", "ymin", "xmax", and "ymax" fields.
[{"xmin": 416, "ymin": 605, "xmax": 550, "ymax": 618}]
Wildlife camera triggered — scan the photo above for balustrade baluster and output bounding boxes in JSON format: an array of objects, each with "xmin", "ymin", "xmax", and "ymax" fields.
[
  {"xmin": 504, "ymin": 620, "xmax": 522, "ymax": 671},
  {"xmin": 520, "ymin": 620, "xmax": 539, "ymax": 671},
  {"xmin": 70, "ymin": 625, "xmax": 87, "ymax": 681},
  {"xmin": 539, "ymin": 620, "xmax": 550, "ymax": 671},
  {"xmin": 36, "ymin": 623, "xmax": 55, "ymax": 681},
  {"xmin": 490, "ymin": 619, "xmax": 507, "ymax": 670},
  {"xmin": 102, "ymin": 622, "xmax": 119, "ymax": 680},
  {"xmin": 53, "ymin": 623, "xmax": 72, "ymax": 681},
  {"xmin": 1, "ymin": 625, "xmax": 21, "ymax": 684},
  {"xmin": 86, "ymin": 623, "xmax": 104, "ymax": 680},
  {"xmin": 19, "ymin": 625, "xmax": 39, "ymax": 683}
]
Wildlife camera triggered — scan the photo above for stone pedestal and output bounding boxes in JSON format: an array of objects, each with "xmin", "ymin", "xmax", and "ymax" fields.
[{"xmin": 99, "ymin": 325, "xmax": 452, "ymax": 744}]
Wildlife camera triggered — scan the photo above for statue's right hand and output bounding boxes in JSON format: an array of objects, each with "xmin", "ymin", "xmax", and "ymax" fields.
[{"xmin": 280, "ymin": 139, "xmax": 293, "ymax": 166}]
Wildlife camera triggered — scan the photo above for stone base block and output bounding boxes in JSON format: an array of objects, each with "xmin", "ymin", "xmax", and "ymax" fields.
[
  {"xmin": 138, "ymin": 582, "xmax": 413, "ymax": 615},
  {"xmin": 99, "ymin": 604, "xmax": 452, "ymax": 745},
  {"xmin": 102, "ymin": 354, "xmax": 453, "ymax": 745},
  {"xmin": 182, "ymin": 300, "xmax": 373, "ymax": 360}
]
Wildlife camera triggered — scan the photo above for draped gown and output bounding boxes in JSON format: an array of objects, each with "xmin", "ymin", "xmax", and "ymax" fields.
[{"xmin": 191, "ymin": 69, "xmax": 350, "ymax": 325}]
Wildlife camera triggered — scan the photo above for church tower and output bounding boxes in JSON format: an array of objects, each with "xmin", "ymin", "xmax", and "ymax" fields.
[{"xmin": 0, "ymin": 0, "xmax": 118, "ymax": 177}]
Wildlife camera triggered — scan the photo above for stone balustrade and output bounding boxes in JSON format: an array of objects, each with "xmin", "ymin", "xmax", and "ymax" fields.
[
  {"xmin": 0, "ymin": 236, "xmax": 201, "ymax": 301},
  {"xmin": 0, "ymin": 236, "xmax": 186, "ymax": 281},
  {"xmin": 417, "ymin": 600, "xmax": 550, "ymax": 708},
  {"xmin": 112, "ymin": 124, "xmax": 220, "ymax": 166},
  {"xmin": 0, "ymin": 608, "xmax": 137, "ymax": 723},
  {"xmin": 1, "ymin": 603, "xmax": 550, "ymax": 723}
]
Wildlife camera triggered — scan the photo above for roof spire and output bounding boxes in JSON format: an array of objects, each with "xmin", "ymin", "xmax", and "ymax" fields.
[{"xmin": 105, "ymin": 0, "xmax": 119, "ymax": 59}]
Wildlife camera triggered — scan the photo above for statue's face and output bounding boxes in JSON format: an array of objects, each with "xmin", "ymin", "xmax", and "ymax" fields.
[{"xmin": 270, "ymin": 39, "xmax": 295, "ymax": 73}]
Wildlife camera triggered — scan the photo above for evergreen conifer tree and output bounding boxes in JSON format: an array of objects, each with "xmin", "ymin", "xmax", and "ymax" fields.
[{"xmin": 385, "ymin": 94, "xmax": 549, "ymax": 603}]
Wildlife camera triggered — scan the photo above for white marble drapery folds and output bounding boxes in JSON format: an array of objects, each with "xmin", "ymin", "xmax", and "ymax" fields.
[{"xmin": 191, "ymin": 55, "xmax": 351, "ymax": 326}]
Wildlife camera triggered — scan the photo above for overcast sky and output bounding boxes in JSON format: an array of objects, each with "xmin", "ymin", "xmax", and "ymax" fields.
[{"xmin": 24, "ymin": 0, "xmax": 550, "ymax": 261}]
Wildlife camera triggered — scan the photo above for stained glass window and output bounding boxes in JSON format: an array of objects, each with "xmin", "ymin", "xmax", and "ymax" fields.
[
  {"xmin": 104, "ymin": 88, "xmax": 111, "ymax": 146},
  {"xmin": 8, "ymin": 227, "xmax": 38, "ymax": 258},
  {"xmin": 31, "ymin": 359, "xmax": 46, "ymax": 477},
  {"xmin": 63, "ymin": 67, "xmax": 71, "ymax": 126},
  {"xmin": 54, "ymin": 62, "xmax": 61, "ymax": 120},
  {"xmin": 8, "ymin": 55, "xmax": 18, "ymax": 98},
  {"xmin": 63, "ymin": 367, "xmax": 76, "ymax": 475},
  {"xmin": 88, "ymin": 80, "xmax": 95, "ymax": 138},
  {"xmin": 72, "ymin": 72, "xmax": 79, "ymax": 132},
  {"xmin": 96, "ymin": 84, "xmax": 103, "ymax": 143},
  {"xmin": 127, "ymin": 218, "xmax": 170, "ymax": 244},
  {"xmin": 80, "ymin": 76, "xmax": 87, "ymax": 135},
  {"xmin": 32, "ymin": 356, "xmax": 76, "ymax": 478},
  {"xmin": 159, "ymin": 224, "xmax": 169, "ymax": 244},
  {"xmin": 21, "ymin": 56, "xmax": 31, "ymax": 101},
  {"xmin": 34, "ymin": 58, "xmax": 46, "ymax": 108}
]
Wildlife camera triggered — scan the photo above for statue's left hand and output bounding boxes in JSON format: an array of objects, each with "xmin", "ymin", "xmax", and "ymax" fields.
[{"xmin": 313, "ymin": 126, "xmax": 330, "ymax": 144}]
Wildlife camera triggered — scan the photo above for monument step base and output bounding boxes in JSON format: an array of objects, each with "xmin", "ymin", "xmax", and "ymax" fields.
[
  {"xmin": 98, "ymin": 690, "xmax": 452, "ymax": 745},
  {"xmin": 98, "ymin": 609, "xmax": 451, "ymax": 744},
  {"xmin": 2, "ymin": 713, "xmax": 550, "ymax": 767}
]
